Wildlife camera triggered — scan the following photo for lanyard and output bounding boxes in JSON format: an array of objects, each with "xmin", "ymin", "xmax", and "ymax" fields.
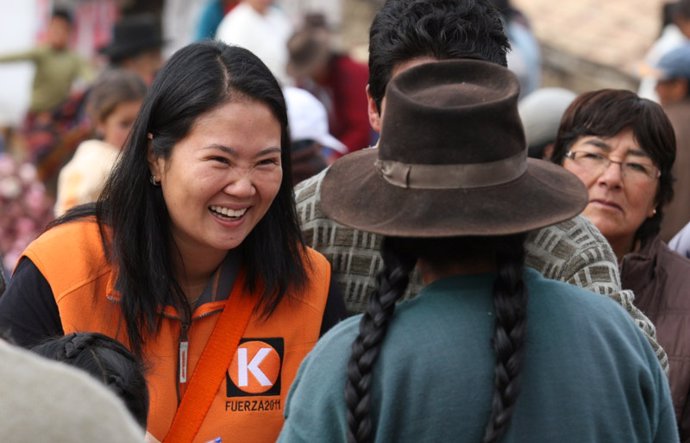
[{"xmin": 163, "ymin": 271, "xmax": 258, "ymax": 443}]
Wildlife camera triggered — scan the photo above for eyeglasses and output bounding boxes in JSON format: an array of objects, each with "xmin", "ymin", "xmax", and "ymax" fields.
[{"xmin": 565, "ymin": 150, "xmax": 661, "ymax": 182}]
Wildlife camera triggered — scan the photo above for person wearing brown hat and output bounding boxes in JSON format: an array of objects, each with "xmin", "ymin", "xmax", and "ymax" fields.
[
  {"xmin": 99, "ymin": 14, "xmax": 166, "ymax": 85},
  {"xmin": 278, "ymin": 59, "xmax": 677, "ymax": 443},
  {"xmin": 293, "ymin": 0, "xmax": 668, "ymax": 371},
  {"xmin": 286, "ymin": 14, "xmax": 370, "ymax": 156}
]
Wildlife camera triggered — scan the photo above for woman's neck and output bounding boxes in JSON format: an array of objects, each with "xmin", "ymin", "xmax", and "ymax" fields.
[
  {"xmin": 173, "ymin": 251, "xmax": 226, "ymax": 304},
  {"xmin": 607, "ymin": 234, "xmax": 636, "ymax": 262}
]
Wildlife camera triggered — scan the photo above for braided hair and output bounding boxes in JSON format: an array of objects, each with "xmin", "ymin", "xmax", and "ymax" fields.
[
  {"xmin": 345, "ymin": 237, "xmax": 417, "ymax": 442},
  {"xmin": 345, "ymin": 234, "xmax": 528, "ymax": 443},
  {"xmin": 32, "ymin": 332, "xmax": 149, "ymax": 428},
  {"xmin": 482, "ymin": 234, "xmax": 528, "ymax": 442}
]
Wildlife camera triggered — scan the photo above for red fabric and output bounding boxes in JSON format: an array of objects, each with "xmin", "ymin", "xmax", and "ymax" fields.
[
  {"xmin": 322, "ymin": 55, "xmax": 371, "ymax": 155},
  {"xmin": 224, "ymin": 1, "xmax": 239, "ymax": 14}
]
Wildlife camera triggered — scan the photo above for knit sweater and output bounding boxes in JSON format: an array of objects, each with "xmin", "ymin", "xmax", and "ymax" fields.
[{"xmin": 279, "ymin": 269, "xmax": 677, "ymax": 443}]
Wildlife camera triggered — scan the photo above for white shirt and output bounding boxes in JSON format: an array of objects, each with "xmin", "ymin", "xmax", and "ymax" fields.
[
  {"xmin": 55, "ymin": 139, "xmax": 120, "ymax": 216},
  {"xmin": 215, "ymin": 3, "xmax": 293, "ymax": 86}
]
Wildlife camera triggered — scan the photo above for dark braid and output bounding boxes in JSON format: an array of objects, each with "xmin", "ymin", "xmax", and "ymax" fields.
[
  {"xmin": 32, "ymin": 332, "xmax": 150, "ymax": 428},
  {"xmin": 345, "ymin": 237, "xmax": 417, "ymax": 443},
  {"xmin": 482, "ymin": 234, "xmax": 528, "ymax": 443}
]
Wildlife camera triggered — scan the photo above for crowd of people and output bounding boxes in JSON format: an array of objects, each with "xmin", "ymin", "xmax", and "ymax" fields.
[{"xmin": 0, "ymin": 0, "xmax": 688, "ymax": 442}]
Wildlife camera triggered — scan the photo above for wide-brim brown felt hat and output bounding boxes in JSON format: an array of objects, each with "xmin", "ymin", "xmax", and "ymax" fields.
[{"xmin": 320, "ymin": 60, "xmax": 588, "ymax": 237}]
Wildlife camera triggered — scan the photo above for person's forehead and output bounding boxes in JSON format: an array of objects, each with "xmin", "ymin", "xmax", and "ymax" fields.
[
  {"xmin": 578, "ymin": 133, "xmax": 651, "ymax": 157},
  {"xmin": 50, "ymin": 16, "xmax": 71, "ymax": 26}
]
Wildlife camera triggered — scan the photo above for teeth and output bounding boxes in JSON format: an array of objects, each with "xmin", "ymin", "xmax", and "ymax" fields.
[{"xmin": 210, "ymin": 206, "xmax": 248, "ymax": 218}]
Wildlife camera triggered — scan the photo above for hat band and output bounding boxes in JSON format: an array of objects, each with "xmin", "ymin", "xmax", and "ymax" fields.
[{"xmin": 375, "ymin": 150, "xmax": 527, "ymax": 190}]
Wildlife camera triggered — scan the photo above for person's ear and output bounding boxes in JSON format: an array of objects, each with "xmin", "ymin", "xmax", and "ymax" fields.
[
  {"xmin": 146, "ymin": 134, "xmax": 162, "ymax": 182},
  {"xmin": 366, "ymin": 84, "xmax": 382, "ymax": 133}
]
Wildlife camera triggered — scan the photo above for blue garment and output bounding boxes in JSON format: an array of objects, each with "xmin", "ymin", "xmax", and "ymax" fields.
[
  {"xmin": 279, "ymin": 269, "xmax": 677, "ymax": 442},
  {"xmin": 506, "ymin": 20, "xmax": 541, "ymax": 97},
  {"xmin": 195, "ymin": 0, "xmax": 225, "ymax": 41}
]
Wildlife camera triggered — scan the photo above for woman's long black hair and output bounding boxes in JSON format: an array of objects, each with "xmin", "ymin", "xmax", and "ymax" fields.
[
  {"xmin": 345, "ymin": 234, "xmax": 528, "ymax": 443},
  {"xmin": 53, "ymin": 41, "xmax": 307, "ymax": 357}
]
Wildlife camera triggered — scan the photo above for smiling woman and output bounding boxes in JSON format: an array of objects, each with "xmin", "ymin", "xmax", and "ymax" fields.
[
  {"xmin": 0, "ymin": 41, "xmax": 343, "ymax": 442},
  {"xmin": 552, "ymin": 88, "xmax": 690, "ymax": 439},
  {"xmin": 148, "ymin": 99, "xmax": 284, "ymax": 278}
]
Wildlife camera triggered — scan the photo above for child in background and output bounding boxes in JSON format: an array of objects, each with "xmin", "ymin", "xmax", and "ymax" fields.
[
  {"xmin": 54, "ymin": 69, "xmax": 146, "ymax": 216},
  {"xmin": 32, "ymin": 332, "xmax": 149, "ymax": 429}
]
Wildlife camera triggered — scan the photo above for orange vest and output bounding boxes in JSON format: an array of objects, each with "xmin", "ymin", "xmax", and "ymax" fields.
[{"xmin": 24, "ymin": 220, "xmax": 331, "ymax": 442}]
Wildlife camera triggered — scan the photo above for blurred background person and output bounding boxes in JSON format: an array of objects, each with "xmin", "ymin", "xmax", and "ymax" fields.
[
  {"xmin": 194, "ymin": 0, "xmax": 239, "ymax": 41},
  {"xmin": 639, "ymin": 0, "xmax": 690, "ymax": 102},
  {"xmin": 161, "ymin": 0, "xmax": 207, "ymax": 59},
  {"xmin": 552, "ymin": 89, "xmax": 690, "ymax": 439},
  {"xmin": 518, "ymin": 87, "xmax": 576, "ymax": 160},
  {"xmin": 287, "ymin": 13, "xmax": 370, "ymax": 155},
  {"xmin": 31, "ymin": 13, "xmax": 166, "ymax": 199},
  {"xmin": 650, "ymin": 43, "xmax": 690, "ymax": 241},
  {"xmin": 54, "ymin": 69, "xmax": 147, "ymax": 216},
  {"xmin": 276, "ymin": 0, "xmax": 343, "ymax": 30},
  {"xmin": 283, "ymin": 86, "xmax": 347, "ymax": 184},
  {"xmin": 0, "ymin": 7, "xmax": 94, "ymax": 164},
  {"xmin": 215, "ymin": 0, "xmax": 293, "ymax": 85},
  {"xmin": 98, "ymin": 14, "xmax": 166, "ymax": 86},
  {"xmin": 490, "ymin": 0, "xmax": 541, "ymax": 97}
]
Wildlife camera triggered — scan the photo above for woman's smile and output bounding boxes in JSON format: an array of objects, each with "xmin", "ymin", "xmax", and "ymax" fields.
[{"xmin": 209, "ymin": 205, "xmax": 250, "ymax": 220}]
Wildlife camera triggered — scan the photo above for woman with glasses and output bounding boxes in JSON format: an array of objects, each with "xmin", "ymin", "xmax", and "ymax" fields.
[{"xmin": 551, "ymin": 88, "xmax": 690, "ymax": 440}]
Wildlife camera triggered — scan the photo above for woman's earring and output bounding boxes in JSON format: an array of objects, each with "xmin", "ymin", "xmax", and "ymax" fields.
[
  {"xmin": 651, "ymin": 208, "xmax": 657, "ymax": 217},
  {"xmin": 150, "ymin": 175, "xmax": 160, "ymax": 186}
]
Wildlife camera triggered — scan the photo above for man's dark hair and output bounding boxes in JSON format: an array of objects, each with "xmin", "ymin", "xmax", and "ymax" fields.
[{"xmin": 368, "ymin": 0, "xmax": 509, "ymax": 111}]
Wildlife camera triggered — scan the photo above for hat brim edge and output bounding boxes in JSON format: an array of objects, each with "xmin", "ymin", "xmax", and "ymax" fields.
[{"xmin": 320, "ymin": 150, "xmax": 589, "ymax": 237}]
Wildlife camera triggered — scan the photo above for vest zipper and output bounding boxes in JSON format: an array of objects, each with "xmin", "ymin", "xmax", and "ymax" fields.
[
  {"xmin": 173, "ymin": 309, "xmax": 223, "ymax": 404},
  {"xmin": 176, "ymin": 320, "xmax": 190, "ymax": 404}
]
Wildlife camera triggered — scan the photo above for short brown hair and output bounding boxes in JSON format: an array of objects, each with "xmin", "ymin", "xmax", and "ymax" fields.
[{"xmin": 551, "ymin": 89, "xmax": 676, "ymax": 244}]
